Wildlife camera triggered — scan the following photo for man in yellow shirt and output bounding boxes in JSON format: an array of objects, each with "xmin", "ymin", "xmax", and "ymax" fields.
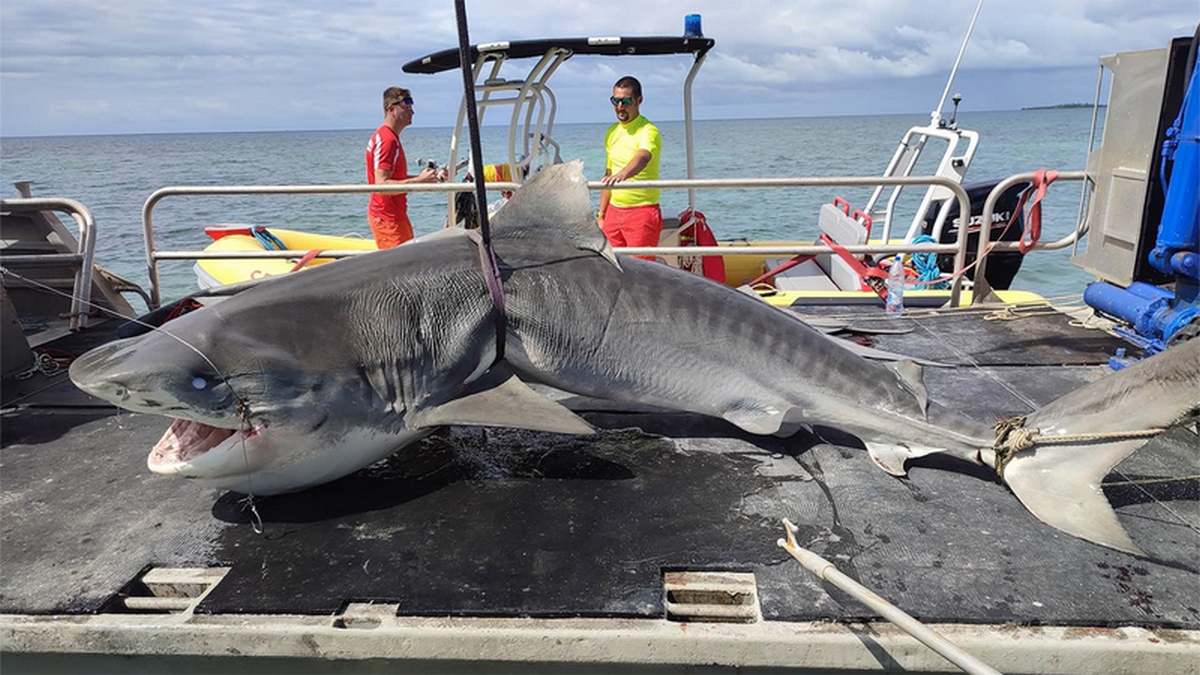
[{"xmin": 598, "ymin": 76, "xmax": 662, "ymax": 261}]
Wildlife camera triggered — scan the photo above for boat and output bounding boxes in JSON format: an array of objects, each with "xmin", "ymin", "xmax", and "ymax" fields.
[
  {"xmin": 190, "ymin": 24, "xmax": 1040, "ymax": 310},
  {"xmin": 2, "ymin": 11, "xmax": 1198, "ymax": 674},
  {"xmin": 400, "ymin": 23, "xmax": 1057, "ymax": 312},
  {"xmin": 193, "ymin": 224, "xmax": 377, "ymax": 289}
]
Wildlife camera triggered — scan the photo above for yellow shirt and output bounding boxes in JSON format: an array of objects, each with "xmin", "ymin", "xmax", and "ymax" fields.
[{"xmin": 605, "ymin": 115, "xmax": 661, "ymax": 207}]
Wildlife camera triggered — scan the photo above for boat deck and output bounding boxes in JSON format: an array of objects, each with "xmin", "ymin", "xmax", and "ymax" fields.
[
  {"xmin": 4, "ymin": 302, "xmax": 1195, "ymax": 624},
  {"xmin": 3, "ymin": 302, "xmax": 1197, "ymax": 635}
]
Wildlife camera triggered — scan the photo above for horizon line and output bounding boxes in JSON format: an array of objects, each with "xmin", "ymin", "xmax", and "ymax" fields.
[{"xmin": 0, "ymin": 105, "xmax": 1093, "ymax": 141}]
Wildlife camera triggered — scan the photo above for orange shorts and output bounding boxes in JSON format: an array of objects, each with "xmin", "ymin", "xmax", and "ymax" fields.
[
  {"xmin": 601, "ymin": 204, "xmax": 662, "ymax": 261},
  {"xmin": 368, "ymin": 213, "xmax": 414, "ymax": 249}
]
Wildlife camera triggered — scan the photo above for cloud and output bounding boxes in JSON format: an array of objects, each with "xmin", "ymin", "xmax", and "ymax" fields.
[{"xmin": 2, "ymin": 0, "xmax": 1196, "ymax": 136}]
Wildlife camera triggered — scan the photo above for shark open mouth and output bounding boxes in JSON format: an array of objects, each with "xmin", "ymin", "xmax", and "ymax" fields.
[{"xmin": 149, "ymin": 418, "xmax": 253, "ymax": 467}]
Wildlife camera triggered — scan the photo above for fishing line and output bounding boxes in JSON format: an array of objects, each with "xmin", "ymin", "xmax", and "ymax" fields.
[
  {"xmin": 908, "ymin": 314, "xmax": 1041, "ymax": 411},
  {"xmin": 1, "ymin": 265, "xmax": 265, "ymax": 528},
  {"xmin": 1108, "ymin": 466, "xmax": 1200, "ymax": 536}
]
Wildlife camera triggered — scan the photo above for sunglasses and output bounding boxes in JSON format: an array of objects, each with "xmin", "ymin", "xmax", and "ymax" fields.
[
  {"xmin": 610, "ymin": 96, "xmax": 635, "ymax": 106},
  {"xmin": 391, "ymin": 97, "xmax": 415, "ymax": 107}
]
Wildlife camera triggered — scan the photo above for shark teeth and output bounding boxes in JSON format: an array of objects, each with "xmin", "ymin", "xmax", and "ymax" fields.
[{"xmin": 149, "ymin": 418, "xmax": 238, "ymax": 467}]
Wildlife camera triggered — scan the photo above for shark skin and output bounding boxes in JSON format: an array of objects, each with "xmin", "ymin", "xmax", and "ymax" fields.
[{"xmin": 69, "ymin": 161, "xmax": 1200, "ymax": 555}]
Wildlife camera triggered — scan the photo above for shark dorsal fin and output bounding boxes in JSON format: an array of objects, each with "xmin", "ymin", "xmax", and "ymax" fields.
[
  {"xmin": 408, "ymin": 364, "xmax": 595, "ymax": 435},
  {"xmin": 490, "ymin": 160, "xmax": 621, "ymax": 269},
  {"xmin": 888, "ymin": 359, "xmax": 928, "ymax": 417}
]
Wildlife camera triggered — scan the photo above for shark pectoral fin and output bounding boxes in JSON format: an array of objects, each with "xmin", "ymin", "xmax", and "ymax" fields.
[
  {"xmin": 1003, "ymin": 441, "xmax": 1146, "ymax": 556},
  {"xmin": 409, "ymin": 369, "xmax": 595, "ymax": 435}
]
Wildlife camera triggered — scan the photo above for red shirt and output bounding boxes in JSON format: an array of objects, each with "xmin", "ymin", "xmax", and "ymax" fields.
[{"xmin": 366, "ymin": 124, "xmax": 408, "ymax": 222}]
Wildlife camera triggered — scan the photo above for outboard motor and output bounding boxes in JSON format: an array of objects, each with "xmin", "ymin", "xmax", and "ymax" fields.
[{"xmin": 921, "ymin": 179, "xmax": 1032, "ymax": 291}]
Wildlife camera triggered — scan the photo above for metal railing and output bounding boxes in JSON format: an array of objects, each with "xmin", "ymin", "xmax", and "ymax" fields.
[
  {"xmin": 967, "ymin": 170, "xmax": 1089, "ymax": 301},
  {"xmin": 0, "ymin": 197, "xmax": 97, "ymax": 330},
  {"xmin": 141, "ymin": 172, "xmax": 1085, "ymax": 310}
]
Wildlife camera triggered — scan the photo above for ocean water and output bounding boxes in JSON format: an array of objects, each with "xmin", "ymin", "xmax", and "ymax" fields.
[{"xmin": 1, "ymin": 109, "xmax": 1100, "ymax": 305}]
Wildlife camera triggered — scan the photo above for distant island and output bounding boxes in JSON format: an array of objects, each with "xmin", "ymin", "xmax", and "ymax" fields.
[{"xmin": 1022, "ymin": 103, "xmax": 1104, "ymax": 110}]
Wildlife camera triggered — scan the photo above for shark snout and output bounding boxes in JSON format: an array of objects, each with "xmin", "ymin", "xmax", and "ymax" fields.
[
  {"xmin": 69, "ymin": 340, "xmax": 142, "ymax": 402},
  {"xmin": 68, "ymin": 338, "xmax": 192, "ymax": 412}
]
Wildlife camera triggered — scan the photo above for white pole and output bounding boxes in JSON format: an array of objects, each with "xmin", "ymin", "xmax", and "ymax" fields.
[
  {"xmin": 778, "ymin": 520, "xmax": 1003, "ymax": 675},
  {"xmin": 932, "ymin": 0, "xmax": 986, "ymax": 125}
]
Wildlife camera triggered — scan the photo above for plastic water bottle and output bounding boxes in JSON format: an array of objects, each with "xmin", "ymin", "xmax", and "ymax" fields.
[{"xmin": 886, "ymin": 255, "xmax": 905, "ymax": 317}]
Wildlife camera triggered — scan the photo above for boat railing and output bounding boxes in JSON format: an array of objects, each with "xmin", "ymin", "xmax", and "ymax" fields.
[
  {"xmin": 141, "ymin": 171, "xmax": 1089, "ymax": 310},
  {"xmin": 0, "ymin": 197, "xmax": 97, "ymax": 330}
]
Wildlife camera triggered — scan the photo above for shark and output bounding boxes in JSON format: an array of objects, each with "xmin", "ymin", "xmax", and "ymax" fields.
[{"xmin": 69, "ymin": 161, "xmax": 1200, "ymax": 555}]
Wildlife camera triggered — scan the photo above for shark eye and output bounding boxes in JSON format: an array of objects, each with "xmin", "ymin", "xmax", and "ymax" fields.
[{"xmin": 192, "ymin": 377, "xmax": 209, "ymax": 390}]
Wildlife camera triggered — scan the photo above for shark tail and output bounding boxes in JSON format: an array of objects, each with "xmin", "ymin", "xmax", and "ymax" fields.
[{"xmin": 998, "ymin": 338, "xmax": 1200, "ymax": 555}]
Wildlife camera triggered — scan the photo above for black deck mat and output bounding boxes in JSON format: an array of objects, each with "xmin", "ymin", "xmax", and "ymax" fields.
[
  {"xmin": 787, "ymin": 305, "xmax": 1138, "ymax": 366},
  {"xmin": 2, "ymin": 313, "xmax": 1197, "ymax": 628}
]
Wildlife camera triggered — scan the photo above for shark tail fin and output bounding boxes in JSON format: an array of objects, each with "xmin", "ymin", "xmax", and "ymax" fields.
[
  {"xmin": 489, "ymin": 160, "xmax": 622, "ymax": 270},
  {"xmin": 1001, "ymin": 338, "xmax": 1200, "ymax": 555},
  {"xmin": 1002, "ymin": 438, "xmax": 1151, "ymax": 555}
]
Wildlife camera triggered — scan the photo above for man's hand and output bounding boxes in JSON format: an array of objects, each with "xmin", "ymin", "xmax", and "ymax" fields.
[
  {"xmin": 600, "ymin": 171, "xmax": 626, "ymax": 186},
  {"xmin": 601, "ymin": 149, "xmax": 651, "ymax": 186}
]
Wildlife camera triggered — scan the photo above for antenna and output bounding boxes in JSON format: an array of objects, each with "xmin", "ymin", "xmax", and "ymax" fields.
[{"xmin": 932, "ymin": 0, "xmax": 985, "ymax": 126}]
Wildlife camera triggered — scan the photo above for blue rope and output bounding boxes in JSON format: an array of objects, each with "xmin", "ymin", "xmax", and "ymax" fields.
[
  {"xmin": 251, "ymin": 227, "xmax": 287, "ymax": 251},
  {"xmin": 911, "ymin": 234, "xmax": 949, "ymax": 289}
]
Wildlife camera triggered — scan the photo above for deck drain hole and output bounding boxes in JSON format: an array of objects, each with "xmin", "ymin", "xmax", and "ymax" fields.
[
  {"xmin": 102, "ymin": 566, "xmax": 230, "ymax": 614},
  {"xmin": 333, "ymin": 602, "xmax": 400, "ymax": 630},
  {"xmin": 663, "ymin": 571, "xmax": 760, "ymax": 623}
]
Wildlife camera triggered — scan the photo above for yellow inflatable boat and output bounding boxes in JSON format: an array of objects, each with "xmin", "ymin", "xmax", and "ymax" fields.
[{"xmin": 194, "ymin": 225, "xmax": 378, "ymax": 289}]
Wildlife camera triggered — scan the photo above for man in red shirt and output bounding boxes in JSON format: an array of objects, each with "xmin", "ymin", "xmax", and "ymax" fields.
[{"xmin": 365, "ymin": 87, "xmax": 445, "ymax": 248}]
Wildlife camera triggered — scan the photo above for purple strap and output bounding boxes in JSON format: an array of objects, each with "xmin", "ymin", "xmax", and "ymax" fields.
[{"xmin": 465, "ymin": 229, "xmax": 506, "ymax": 359}]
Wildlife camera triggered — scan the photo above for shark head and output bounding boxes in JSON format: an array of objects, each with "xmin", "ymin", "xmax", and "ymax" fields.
[
  {"xmin": 68, "ymin": 198, "xmax": 596, "ymax": 497},
  {"xmin": 69, "ymin": 284, "xmax": 430, "ymax": 496}
]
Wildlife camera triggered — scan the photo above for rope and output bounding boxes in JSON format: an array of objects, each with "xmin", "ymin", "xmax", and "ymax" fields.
[
  {"xmin": 982, "ymin": 304, "xmax": 1063, "ymax": 321},
  {"xmin": 288, "ymin": 249, "xmax": 324, "ymax": 272},
  {"xmin": 991, "ymin": 414, "xmax": 1165, "ymax": 477},
  {"xmin": 910, "ymin": 234, "xmax": 949, "ymax": 289},
  {"xmin": 1103, "ymin": 475, "xmax": 1200, "ymax": 487},
  {"xmin": 1018, "ymin": 169, "xmax": 1057, "ymax": 253},
  {"xmin": 12, "ymin": 348, "xmax": 76, "ymax": 380},
  {"xmin": 251, "ymin": 227, "xmax": 287, "ymax": 251}
]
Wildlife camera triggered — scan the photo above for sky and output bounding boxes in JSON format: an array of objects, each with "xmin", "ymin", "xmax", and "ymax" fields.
[{"xmin": 1, "ymin": 1, "xmax": 1197, "ymax": 137}]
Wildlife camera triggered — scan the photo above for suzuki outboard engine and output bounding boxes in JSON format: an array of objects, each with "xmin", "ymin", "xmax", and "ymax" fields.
[{"xmin": 921, "ymin": 179, "xmax": 1032, "ymax": 291}]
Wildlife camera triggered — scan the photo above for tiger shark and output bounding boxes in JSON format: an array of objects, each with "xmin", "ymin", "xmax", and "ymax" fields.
[{"xmin": 69, "ymin": 161, "xmax": 1200, "ymax": 555}]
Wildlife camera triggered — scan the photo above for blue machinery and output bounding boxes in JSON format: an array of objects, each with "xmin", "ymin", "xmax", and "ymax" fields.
[{"xmin": 1084, "ymin": 29, "xmax": 1200, "ymax": 356}]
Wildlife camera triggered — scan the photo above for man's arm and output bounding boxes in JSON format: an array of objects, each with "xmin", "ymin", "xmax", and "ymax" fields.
[
  {"xmin": 598, "ymin": 168, "xmax": 613, "ymax": 225},
  {"xmin": 600, "ymin": 149, "xmax": 652, "ymax": 185},
  {"xmin": 376, "ymin": 167, "xmax": 440, "ymax": 185}
]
